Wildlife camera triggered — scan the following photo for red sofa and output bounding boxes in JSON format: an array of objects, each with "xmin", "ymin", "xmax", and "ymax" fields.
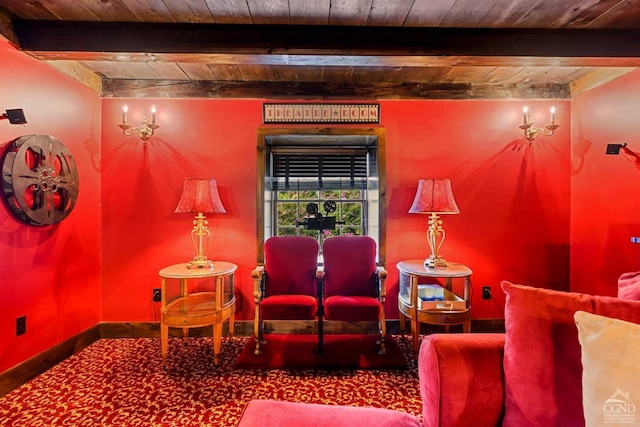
[
  {"xmin": 419, "ymin": 281, "xmax": 640, "ymax": 427},
  {"xmin": 237, "ymin": 281, "xmax": 640, "ymax": 427}
]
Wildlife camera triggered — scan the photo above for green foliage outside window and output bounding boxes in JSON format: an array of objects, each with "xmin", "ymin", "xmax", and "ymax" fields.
[{"xmin": 275, "ymin": 189, "xmax": 364, "ymax": 237}]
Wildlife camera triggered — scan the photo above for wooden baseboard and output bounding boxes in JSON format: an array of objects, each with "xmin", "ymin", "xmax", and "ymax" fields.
[
  {"xmin": 0, "ymin": 318, "xmax": 504, "ymax": 397},
  {"xmin": 99, "ymin": 318, "xmax": 505, "ymax": 337},
  {"xmin": 0, "ymin": 324, "xmax": 100, "ymax": 398}
]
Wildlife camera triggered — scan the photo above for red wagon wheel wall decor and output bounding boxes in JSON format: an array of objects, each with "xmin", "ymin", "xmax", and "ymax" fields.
[{"xmin": 1, "ymin": 134, "xmax": 79, "ymax": 226}]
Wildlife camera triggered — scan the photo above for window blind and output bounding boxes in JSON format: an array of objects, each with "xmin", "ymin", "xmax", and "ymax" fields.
[{"xmin": 270, "ymin": 148, "xmax": 375, "ymax": 190}]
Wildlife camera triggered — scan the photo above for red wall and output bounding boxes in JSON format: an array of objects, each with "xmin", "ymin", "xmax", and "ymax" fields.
[
  {"xmin": 571, "ymin": 70, "xmax": 640, "ymax": 296},
  {"xmin": 383, "ymin": 100, "xmax": 571, "ymax": 316},
  {"xmin": 101, "ymin": 98, "xmax": 571, "ymax": 322},
  {"xmin": 100, "ymin": 99, "xmax": 261, "ymax": 321},
  {"xmin": 0, "ymin": 40, "xmax": 102, "ymax": 372},
  {"xmin": 1, "ymin": 38, "xmax": 579, "ymax": 374}
]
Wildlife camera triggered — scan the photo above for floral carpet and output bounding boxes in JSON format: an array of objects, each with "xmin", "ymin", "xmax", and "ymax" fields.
[
  {"xmin": 235, "ymin": 334, "xmax": 407, "ymax": 370},
  {"xmin": 0, "ymin": 336, "xmax": 422, "ymax": 427}
]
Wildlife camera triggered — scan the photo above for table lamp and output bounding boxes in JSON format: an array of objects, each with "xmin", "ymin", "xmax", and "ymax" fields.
[
  {"xmin": 409, "ymin": 178, "xmax": 459, "ymax": 268},
  {"xmin": 174, "ymin": 178, "xmax": 226, "ymax": 269}
]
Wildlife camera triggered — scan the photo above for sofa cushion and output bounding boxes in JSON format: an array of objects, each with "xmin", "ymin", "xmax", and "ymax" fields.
[
  {"xmin": 236, "ymin": 399, "xmax": 421, "ymax": 427},
  {"xmin": 617, "ymin": 271, "xmax": 640, "ymax": 300},
  {"xmin": 501, "ymin": 281, "xmax": 640, "ymax": 427},
  {"xmin": 574, "ymin": 311, "xmax": 640, "ymax": 427}
]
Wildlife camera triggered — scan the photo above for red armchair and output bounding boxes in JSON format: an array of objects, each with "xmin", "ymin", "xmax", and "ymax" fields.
[
  {"xmin": 321, "ymin": 235, "xmax": 387, "ymax": 354},
  {"xmin": 252, "ymin": 236, "xmax": 321, "ymax": 354}
]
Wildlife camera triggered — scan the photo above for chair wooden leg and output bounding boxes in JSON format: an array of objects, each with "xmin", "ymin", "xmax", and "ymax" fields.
[
  {"xmin": 254, "ymin": 319, "xmax": 263, "ymax": 355},
  {"xmin": 254, "ymin": 303, "xmax": 262, "ymax": 354},
  {"xmin": 378, "ymin": 313, "xmax": 387, "ymax": 355},
  {"xmin": 317, "ymin": 317, "xmax": 324, "ymax": 354}
]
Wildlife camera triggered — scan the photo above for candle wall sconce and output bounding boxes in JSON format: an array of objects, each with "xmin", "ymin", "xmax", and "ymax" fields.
[
  {"xmin": 519, "ymin": 106, "xmax": 558, "ymax": 142},
  {"xmin": 118, "ymin": 105, "xmax": 158, "ymax": 142}
]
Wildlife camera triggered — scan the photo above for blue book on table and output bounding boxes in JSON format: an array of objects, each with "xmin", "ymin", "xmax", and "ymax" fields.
[{"xmin": 418, "ymin": 284, "xmax": 444, "ymax": 301}]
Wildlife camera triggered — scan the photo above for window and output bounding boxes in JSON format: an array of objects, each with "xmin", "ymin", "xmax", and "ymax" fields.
[{"xmin": 256, "ymin": 128, "xmax": 386, "ymax": 263}]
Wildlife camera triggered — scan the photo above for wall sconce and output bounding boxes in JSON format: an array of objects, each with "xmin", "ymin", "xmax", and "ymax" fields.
[
  {"xmin": 118, "ymin": 105, "xmax": 158, "ymax": 142},
  {"xmin": 1, "ymin": 108, "xmax": 27, "ymax": 125},
  {"xmin": 408, "ymin": 178, "xmax": 460, "ymax": 268},
  {"xmin": 519, "ymin": 106, "xmax": 558, "ymax": 142}
]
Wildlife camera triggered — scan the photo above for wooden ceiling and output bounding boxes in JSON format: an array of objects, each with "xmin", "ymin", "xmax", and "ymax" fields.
[{"xmin": 1, "ymin": 0, "xmax": 640, "ymax": 99}]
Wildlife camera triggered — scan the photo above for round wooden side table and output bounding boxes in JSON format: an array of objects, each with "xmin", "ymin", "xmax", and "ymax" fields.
[
  {"xmin": 159, "ymin": 261, "xmax": 237, "ymax": 366},
  {"xmin": 397, "ymin": 260, "xmax": 472, "ymax": 356}
]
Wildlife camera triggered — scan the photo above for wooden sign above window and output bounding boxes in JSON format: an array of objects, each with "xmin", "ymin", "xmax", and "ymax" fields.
[{"xmin": 263, "ymin": 103, "xmax": 380, "ymax": 124}]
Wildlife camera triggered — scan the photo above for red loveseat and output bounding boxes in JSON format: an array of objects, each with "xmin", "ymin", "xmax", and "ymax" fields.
[
  {"xmin": 236, "ymin": 281, "xmax": 640, "ymax": 427},
  {"xmin": 418, "ymin": 281, "xmax": 640, "ymax": 427}
]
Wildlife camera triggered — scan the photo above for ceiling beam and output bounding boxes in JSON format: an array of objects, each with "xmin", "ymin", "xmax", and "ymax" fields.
[
  {"xmin": 101, "ymin": 79, "xmax": 570, "ymax": 100},
  {"xmin": 0, "ymin": 8, "xmax": 17, "ymax": 45},
  {"xmin": 570, "ymin": 68, "xmax": 637, "ymax": 97},
  {"xmin": 45, "ymin": 60, "xmax": 103, "ymax": 94},
  {"xmin": 19, "ymin": 53, "xmax": 640, "ymax": 68},
  {"xmin": 11, "ymin": 21, "xmax": 640, "ymax": 67}
]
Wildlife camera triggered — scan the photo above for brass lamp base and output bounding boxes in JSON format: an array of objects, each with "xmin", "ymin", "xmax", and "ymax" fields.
[
  {"xmin": 186, "ymin": 212, "xmax": 214, "ymax": 269},
  {"xmin": 425, "ymin": 212, "xmax": 449, "ymax": 269}
]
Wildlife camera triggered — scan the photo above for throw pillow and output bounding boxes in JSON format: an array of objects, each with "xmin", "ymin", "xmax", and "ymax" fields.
[
  {"xmin": 617, "ymin": 271, "xmax": 640, "ymax": 300},
  {"xmin": 501, "ymin": 281, "xmax": 640, "ymax": 427},
  {"xmin": 574, "ymin": 311, "xmax": 640, "ymax": 427}
]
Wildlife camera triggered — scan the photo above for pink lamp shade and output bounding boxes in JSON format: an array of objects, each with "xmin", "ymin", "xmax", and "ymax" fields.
[
  {"xmin": 174, "ymin": 178, "xmax": 226, "ymax": 214},
  {"xmin": 408, "ymin": 179, "xmax": 459, "ymax": 214}
]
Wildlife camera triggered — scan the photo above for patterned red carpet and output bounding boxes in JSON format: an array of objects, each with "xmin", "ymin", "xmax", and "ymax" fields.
[
  {"xmin": 0, "ymin": 336, "xmax": 421, "ymax": 427},
  {"xmin": 236, "ymin": 334, "xmax": 406, "ymax": 369}
]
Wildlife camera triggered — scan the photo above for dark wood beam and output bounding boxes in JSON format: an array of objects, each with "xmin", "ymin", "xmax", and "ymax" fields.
[
  {"xmin": 12, "ymin": 20, "xmax": 640, "ymax": 66},
  {"xmin": 101, "ymin": 79, "xmax": 570, "ymax": 100},
  {"xmin": 30, "ymin": 53, "xmax": 640, "ymax": 68},
  {"xmin": 0, "ymin": 8, "xmax": 18, "ymax": 45}
]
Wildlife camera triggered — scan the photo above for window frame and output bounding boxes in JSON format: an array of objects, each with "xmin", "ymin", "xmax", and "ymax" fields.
[{"xmin": 256, "ymin": 127, "xmax": 386, "ymax": 264}]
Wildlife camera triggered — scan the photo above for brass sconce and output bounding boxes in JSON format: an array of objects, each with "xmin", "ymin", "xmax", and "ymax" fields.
[
  {"xmin": 519, "ymin": 106, "xmax": 558, "ymax": 142},
  {"xmin": 118, "ymin": 105, "xmax": 159, "ymax": 142}
]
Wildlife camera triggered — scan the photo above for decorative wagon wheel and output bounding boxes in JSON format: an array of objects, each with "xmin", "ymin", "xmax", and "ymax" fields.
[{"xmin": 1, "ymin": 134, "xmax": 79, "ymax": 225}]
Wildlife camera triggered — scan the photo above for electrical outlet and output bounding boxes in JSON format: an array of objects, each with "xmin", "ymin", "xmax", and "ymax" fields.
[
  {"xmin": 482, "ymin": 287, "xmax": 492, "ymax": 300},
  {"xmin": 16, "ymin": 315, "xmax": 26, "ymax": 336},
  {"xmin": 152, "ymin": 288, "xmax": 161, "ymax": 302}
]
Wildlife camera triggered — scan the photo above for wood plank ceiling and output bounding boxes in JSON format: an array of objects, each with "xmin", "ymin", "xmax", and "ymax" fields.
[{"xmin": 1, "ymin": 0, "xmax": 640, "ymax": 99}]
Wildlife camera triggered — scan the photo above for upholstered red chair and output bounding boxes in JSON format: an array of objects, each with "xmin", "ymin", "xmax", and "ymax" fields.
[
  {"xmin": 252, "ymin": 236, "xmax": 321, "ymax": 354},
  {"xmin": 321, "ymin": 235, "xmax": 387, "ymax": 354}
]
